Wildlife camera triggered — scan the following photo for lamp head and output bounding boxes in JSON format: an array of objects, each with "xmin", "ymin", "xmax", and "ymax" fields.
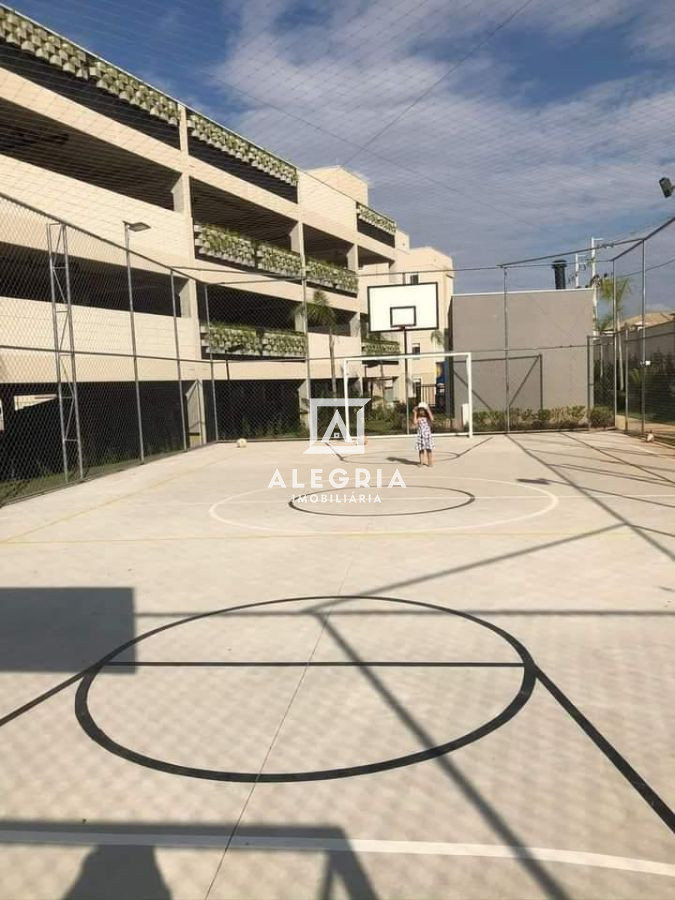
[
  {"xmin": 124, "ymin": 221, "xmax": 151, "ymax": 232},
  {"xmin": 659, "ymin": 177, "xmax": 673, "ymax": 199}
]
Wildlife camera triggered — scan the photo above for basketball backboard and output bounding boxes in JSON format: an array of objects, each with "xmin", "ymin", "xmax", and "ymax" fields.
[{"xmin": 367, "ymin": 283, "xmax": 439, "ymax": 333}]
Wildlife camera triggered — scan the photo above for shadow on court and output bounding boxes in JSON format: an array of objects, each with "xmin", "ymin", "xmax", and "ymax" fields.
[{"xmin": 0, "ymin": 588, "xmax": 136, "ymax": 673}]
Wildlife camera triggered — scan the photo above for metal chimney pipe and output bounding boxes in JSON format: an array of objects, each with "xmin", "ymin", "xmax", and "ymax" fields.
[{"xmin": 552, "ymin": 259, "xmax": 567, "ymax": 290}]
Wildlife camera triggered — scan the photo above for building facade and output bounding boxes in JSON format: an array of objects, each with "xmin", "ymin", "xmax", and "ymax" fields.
[{"xmin": 0, "ymin": 6, "xmax": 453, "ymax": 457}]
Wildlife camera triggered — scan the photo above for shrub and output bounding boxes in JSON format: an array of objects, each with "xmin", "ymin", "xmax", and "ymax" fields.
[{"xmin": 589, "ymin": 406, "xmax": 614, "ymax": 428}]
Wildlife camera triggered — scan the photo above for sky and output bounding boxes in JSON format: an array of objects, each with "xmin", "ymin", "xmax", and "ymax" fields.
[{"xmin": 12, "ymin": 0, "xmax": 675, "ymax": 311}]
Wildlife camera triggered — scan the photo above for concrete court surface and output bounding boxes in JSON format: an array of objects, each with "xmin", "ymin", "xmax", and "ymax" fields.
[{"xmin": 0, "ymin": 430, "xmax": 673, "ymax": 900}]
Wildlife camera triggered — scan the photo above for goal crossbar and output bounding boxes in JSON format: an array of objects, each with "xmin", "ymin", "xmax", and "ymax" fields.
[{"xmin": 341, "ymin": 350, "xmax": 473, "ymax": 439}]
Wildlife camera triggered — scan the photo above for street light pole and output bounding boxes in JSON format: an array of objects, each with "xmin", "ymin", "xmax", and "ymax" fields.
[{"xmin": 124, "ymin": 221, "xmax": 150, "ymax": 463}]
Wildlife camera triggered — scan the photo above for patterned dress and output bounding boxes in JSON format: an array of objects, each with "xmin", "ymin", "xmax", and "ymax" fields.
[{"xmin": 415, "ymin": 416, "xmax": 434, "ymax": 452}]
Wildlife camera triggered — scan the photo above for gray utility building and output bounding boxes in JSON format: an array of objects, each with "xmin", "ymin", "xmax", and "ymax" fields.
[{"xmin": 451, "ymin": 288, "xmax": 595, "ymax": 414}]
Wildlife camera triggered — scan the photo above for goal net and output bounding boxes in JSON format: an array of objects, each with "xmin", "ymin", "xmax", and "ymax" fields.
[{"xmin": 341, "ymin": 350, "xmax": 473, "ymax": 440}]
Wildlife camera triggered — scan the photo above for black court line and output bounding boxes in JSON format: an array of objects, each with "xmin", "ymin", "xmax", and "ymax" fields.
[
  {"xmin": 536, "ymin": 668, "xmax": 675, "ymax": 834},
  {"xmin": 326, "ymin": 434, "xmax": 494, "ymax": 466},
  {"xmin": 563, "ymin": 432, "xmax": 675, "ymax": 488},
  {"xmin": 0, "ymin": 670, "xmax": 89, "ymax": 729},
  {"xmin": 104, "ymin": 660, "xmax": 523, "ymax": 668},
  {"xmin": 74, "ymin": 596, "xmax": 535, "ymax": 783},
  {"xmin": 289, "ymin": 485, "xmax": 476, "ymax": 517}
]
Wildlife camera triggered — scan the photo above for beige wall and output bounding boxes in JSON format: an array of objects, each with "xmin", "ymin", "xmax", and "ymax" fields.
[{"xmin": 0, "ymin": 56, "xmax": 449, "ymax": 392}]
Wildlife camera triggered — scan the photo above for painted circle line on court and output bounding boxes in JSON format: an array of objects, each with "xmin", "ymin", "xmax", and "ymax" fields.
[
  {"xmin": 208, "ymin": 477, "xmax": 559, "ymax": 534},
  {"xmin": 75, "ymin": 596, "xmax": 537, "ymax": 783},
  {"xmin": 289, "ymin": 485, "xmax": 476, "ymax": 517}
]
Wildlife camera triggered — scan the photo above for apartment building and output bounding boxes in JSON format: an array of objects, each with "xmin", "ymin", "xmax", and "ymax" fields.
[{"xmin": 0, "ymin": 6, "xmax": 454, "ymax": 456}]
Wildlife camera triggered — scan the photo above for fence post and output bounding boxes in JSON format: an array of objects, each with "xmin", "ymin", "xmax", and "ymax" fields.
[
  {"xmin": 624, "ymin": 328, "xmax": 629, "ymax": 432},
  {"xmin": 502, "ymin": 266, "xmax": 510, "ymax": 433},
  {"xmin": 124, "ymin": 230, "xmax": 145, "ymax": 462},
  {"xmin": 612, "ymin": 260, "xmax": 618, "ymax": 423},
  {"xmin": 640, "ymin": 239, "xmax": 646, "ymax": 437},
  {"xmin": 202, "ymin": 284, "xmax": 219, "ymax": 440},
  {"xmin": 170, "ymin": 271, "xmax": 188, "ymax": 452},
  {"xmin": 47, "ymin": 222, "xmax": 84, "ymax": 481}
]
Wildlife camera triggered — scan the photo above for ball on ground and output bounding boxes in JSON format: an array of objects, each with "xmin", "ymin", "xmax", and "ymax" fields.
[{"xmin": 236, "ymin": 438, "xmax": 247, "ymax": 448}]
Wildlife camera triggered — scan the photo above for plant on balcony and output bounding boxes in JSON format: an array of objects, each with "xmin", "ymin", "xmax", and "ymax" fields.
[
  {"xmin": 257, "ymin": 242, "xmax": 302, "ymax": 279},
  {"xmin": 206, "ymin": 322, "xmax": 305, "ymax": 358},
  {"xmin": 356, "ymin": 203, "xmax": 397, "ymax": 236},
  {"xmin": 307, "ymin": 290, "xmax": 339, "ymax": 397},
  {"xmin": 260, "ymin": 328, "xmax": 305, "ymax": 358},
  {"xmin": 206, "ymin": 323, "xmax": 261, "ymax": 356},
  {"xmin": 306, "ymin": 257, "xmax": 358, "ymax": 295},
  {"xmin": 188, "ymin": 113, "xmax": 249, "ymax": 160},
  {"xmin": 194, "ymin": 224, "xmax": 257, "ymax": 268},
  {"xmin": 362, "ymin": 338, "xmax": 400, "ymax": 355},
  {"xmin": 188, "ymin": 113, "xmax": 298, "ymax": 186},
  {"xmin": 0, "ymin": 11, "xmax": 89, "ymax": 78},
  {"xmin": 248, "ymin": 144, "xmax": 298, "ymax": 186},
  {"xmin": 88, "ymin": 59, "xmax": 179, "ymax": 124}
]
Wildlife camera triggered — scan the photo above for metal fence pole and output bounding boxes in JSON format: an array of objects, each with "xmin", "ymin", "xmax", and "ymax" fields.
[
  {"xmin": 47, "ymin": 222, "xmax": 84, "ymax": 481},
  {"xmin": 47, "ymin": 225, "xmax": 70, "ymax": 483},
  {"xmin": 640, "ymin": 239, "xmax": 646, "ymax": 437},
  {"xmin": 624, "ymin": 327, "xmax": 629, "ymax": 432},
  {"xmin": 503, "ymin": 266, "xmax": 510, "ymax": 433},
  {"xmin": 587, "ymin": 334, "xmax": 592, "ymax": 420},
  {"xmin": 124, "ymin": 229, "xmax": 145, "ymax": 462},
  {"xmin": 202, "ymin": 283, "xmax": 219, "ymax": 440},
  {"xmin": 301, "ymin": 261, "xmax": 312, "ymax": 415},
  {"xmin": 612, "ymin": 259, "xmax": 618, "ymax": 422},
  {"xmin": 170, "ymin": 271, "xmax": 188, "ymax": 452}
]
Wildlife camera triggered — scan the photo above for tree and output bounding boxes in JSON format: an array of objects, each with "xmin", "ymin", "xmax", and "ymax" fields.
[
  {"xmin": 596, "ymin": 276, "xmax": 632, "ymax": 333},
  {"xmin": 307, "ymin": 290, "xmax": 338, "ymax": 397},
  {"xmin": 596, "ymin": 275, "xmax": 632, "ymax": 393}
]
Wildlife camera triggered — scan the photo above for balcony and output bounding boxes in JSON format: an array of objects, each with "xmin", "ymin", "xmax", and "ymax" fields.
[
  {"xmin": 306, "ymin": 257, "xmax": 358, "ymax": 295},
  {"xmin": 195, "ymin": 223, "xmax": 358, "ymax": 292},
  {"xmin": 356, "ymin": 203, "xmax": 397, "ymax": 247},
  {"xmin": 195, "ymin": 224, "xmax": 301, "ymax": 279},
  {"xmin": 203, "ymin": 322, "xmax": 305, "ymax": 359},
  {"xmin": 362, "ymin": 338, "xmax": 400, "ymax": 356},
  {"xmin": 188, "ymin": 113, "xmax": 298, "ymax": 196},
  {"xmin": 0, "ymin": 8, "xmax": 179, "ymax": 129}
]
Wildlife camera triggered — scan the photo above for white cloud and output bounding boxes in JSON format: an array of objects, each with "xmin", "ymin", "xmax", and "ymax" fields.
[{"xmin": 207, "ymin": 0, "xmax": 675, "ymax": 305}]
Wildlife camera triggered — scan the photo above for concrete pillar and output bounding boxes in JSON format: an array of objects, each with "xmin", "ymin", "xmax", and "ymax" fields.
[
  {"xmin": 347, "ymin": 243, "xmax": 358, "ymax": 271},
  {"xmin": 185, "ymin": 379, "xmax": 206, "ymax": 447},
  {"xmin": 297, "ymin": 378, "xmax": 310, "ymax": 429},
  {"xmin": 293, "ymin": 303, "xmax": 305, "ymax": 333},
  {"xmin": 290, "ymin": 221, "xmax": 303, "ymax": 254}
]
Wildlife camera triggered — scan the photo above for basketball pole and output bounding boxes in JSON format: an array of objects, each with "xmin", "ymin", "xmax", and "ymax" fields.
[{"xmin": 403, "ymin": 327, "xmax": 410, "ymax": 435}]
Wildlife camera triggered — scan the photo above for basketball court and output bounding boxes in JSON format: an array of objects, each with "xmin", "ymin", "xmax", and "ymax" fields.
[{"xmin": 0, "ymin": 429, "xmax": 674, "ymax": 899}]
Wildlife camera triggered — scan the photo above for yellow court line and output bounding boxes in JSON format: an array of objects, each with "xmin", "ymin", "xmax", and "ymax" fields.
[
  {"xmin": 1, "ymin": 529, "xmax": 634, "ymax": 544},
  {"xmin": 0, "ymin": 452, "xmax": 231, "ymax": 545}
]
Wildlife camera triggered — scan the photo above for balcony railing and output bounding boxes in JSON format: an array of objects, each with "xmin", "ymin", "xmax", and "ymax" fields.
[
  {"xmin": 306, "ymin": 257, "xmax": 358, "ymax": 295},
  {"xmin": 195, "ymin": 224, "xmax": 358, "ymax": 292},
  {"xmin": 362, "ymin": 338, "xmax": 400, "ymax": 356},
  {"xmin": 356, "ymin": 203, "xmax": 397, "ymax": 236},
  {"xmin": 203, "ymin": 322, "xmax": 306, "ymax": 358},
  {"xmin": 195, "ymin": 224, "xmax": 301, "ymax": 278},
  {"xmin": 188, "ymin": 112, "xmax": 298, "ymax": 187},
  {"xmin": 0, "ymin": 8, "xmax": 180, "ymax": 126}
]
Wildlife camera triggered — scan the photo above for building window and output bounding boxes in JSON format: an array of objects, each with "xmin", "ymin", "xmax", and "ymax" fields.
[
  {"xmin": 412, "ymin": 343, "xmax": 421, "ymax": 355},
  {"xmin": 410, "ymin": 274, "xmax": 419, "ymax": 284}
]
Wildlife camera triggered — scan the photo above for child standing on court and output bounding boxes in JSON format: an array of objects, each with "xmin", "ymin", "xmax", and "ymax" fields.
[{"xmin": 413, "ymin": 402, "xmax": 434, "ymax": 467}]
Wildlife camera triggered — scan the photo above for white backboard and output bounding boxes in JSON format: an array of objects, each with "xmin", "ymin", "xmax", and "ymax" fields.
[{"xmin": 367, "ymin": 283, "xmax": 439, "ymax": 333}]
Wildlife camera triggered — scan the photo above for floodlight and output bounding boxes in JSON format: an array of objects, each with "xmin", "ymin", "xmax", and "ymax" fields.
[{"xmin": 659, "ymin": 177, "xmax": 673, "ymax": 199}]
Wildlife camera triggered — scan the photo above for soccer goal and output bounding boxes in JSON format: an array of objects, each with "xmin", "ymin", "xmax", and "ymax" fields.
[{"xmin": 341, "ymin": 350, "xmax": 474, "ymax": 440}]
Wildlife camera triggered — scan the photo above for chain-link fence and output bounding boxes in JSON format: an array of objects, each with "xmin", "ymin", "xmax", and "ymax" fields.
[
  {"xmin": 608, "ymin": 218, "xmax": 675, "ymax": 444},
  {"xmin": 7, "ymin": 189, "xmax": 668, "ymax": 506},
  {"xmin": 0, "ymin": 195, "xmax": 226, "ymax": 505}
]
